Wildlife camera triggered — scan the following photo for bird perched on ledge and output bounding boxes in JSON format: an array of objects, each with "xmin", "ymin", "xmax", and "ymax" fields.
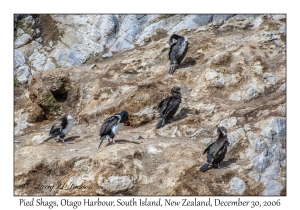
[
  {"xmin": 44, "ymin": 114, "xmax": 74, "ymax": 143},
  {"xmin": 98, "ymin": 110, "xmax": 129, "ymax": 149},
  {"xmin": 156, "ymin": 87, "xmax": 182, "ymax": 129},
  {"xmin": 168, "ymin": 34, "xmax": 189, "ymax": 74},
  {"xmin": 200, "ymin": 126, "xmax": 230, "ymax": 172}
]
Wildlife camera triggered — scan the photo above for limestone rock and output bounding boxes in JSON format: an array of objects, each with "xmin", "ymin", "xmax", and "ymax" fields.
[
  {"xmin": 14, "ymin": 109, "xmax": 33, "ymax": 135},
  {"xmin": 230, "ymin": 177, "xmax": 246, "ymax": 195},
  {"xmin": 229, "ymin": 91, "xmax": 241, "ymax": 101},
  {"xmin": 253, "ymin": 138, "xmax": 268, "ymax": 154},
  {"xmin": 279, "ymin": 24, "xmax": 286, "ymax": 34},
  {"xmin": 97, "ymin": 175, "xmax": 136, "ymax": 194},
  {"xmin": 14, "ymin": 49, "xmax": 26, "ymax": 69},
  {"xmin": 148, "ymin": 146, "xmax": 162, "ymax": 154},
  {"xmin": 252, "ymin": 148, "xmax": 268, "ymax": 173},
  {"xmin": 263, "ymin": 180, "xmax": 283, "ymax": 195},
  {"xmin": 170, "ymin": 15, "xmax": 213, "ymax": 33},
  {"xmin": 263, "ymin": 72, "xmax": 279, "ymax": 86},
  {"xmin": 102, "ymin": 51, "xmax": 113, "ymax": 58},
  {"xmin": 15, "ymin": 65, "xmax": 31, "ymax": 84},
  {"xmin": 227, "ymin": 128, "xmax": 245, "ymax": 147},
  {"xmin": 261, "ymin": 161, "xmax": 281, "ymax": 182},
  {"xmin": 219, "ymin": 117, "xmax": 237, "ymax": 129},
  {"xmin": 15, "ymin": 33, "xmax": 32, "ymax": 48},
  {"xmin": 212, "ymin": 14, "xmax": 235, "ymax": 26},
  {"xmin": 24, "ymin": 132, "xmax": 49, "ymax": 146},
  {"xmin": 242, "ymin": 78, "xmax": 264, "ymax": 101},
  {"xmin": 260, "ymin": 117, "xmax": 286, "ymax": 143},
  {"xmin": 268, "ymin": 142, "xmax": 286, "ymax": 164},
  {"xmin": 205, "ymin": 70, "xmax": 225, "ymax": 87},
  {"xmin": 220, "ymin": 14, "xmax": 257, "ymax": 30}
]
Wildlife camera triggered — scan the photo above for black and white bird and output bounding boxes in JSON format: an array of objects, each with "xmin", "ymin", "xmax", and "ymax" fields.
[
  {"xmin": 168, "ymin": 34, "xmax": 189, "ymax": 74},
  {"xmin": 156, "ymin": 87, "xmax": 182, "ymax": 129},
  {"xmin": 44, "ymin": 114, "xmax": 74, "ymax": 143},
  {"xmin": 98, "ymin": 110, "xmax": 129, "ymax": 149},
  {"xmin": 200, "ymin": 126, "xmax": 230, "ymax": 172}
]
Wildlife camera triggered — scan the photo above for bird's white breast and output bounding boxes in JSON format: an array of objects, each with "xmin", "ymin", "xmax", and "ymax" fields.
[
  {"xmin": 62, "ymin": 118, "xmax": 74, "ymax": 135},
  {"xmin": 112, "ymin": 123, "xmax": 124, "ymax": 135}
]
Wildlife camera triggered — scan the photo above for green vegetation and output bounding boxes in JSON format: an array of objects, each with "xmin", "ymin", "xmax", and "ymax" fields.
[
  {"xmin": 14, "ymin": 77, "xmax": 19, "ymax": 87},
  {"xmin": 43, "ymin": 94, "xmax": 61, "ymax": 112}
]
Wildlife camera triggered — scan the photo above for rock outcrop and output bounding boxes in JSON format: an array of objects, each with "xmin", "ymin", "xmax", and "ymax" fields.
[{"xmin": 14, "ymin": 14, "xmax": 286, "ymax": 196}]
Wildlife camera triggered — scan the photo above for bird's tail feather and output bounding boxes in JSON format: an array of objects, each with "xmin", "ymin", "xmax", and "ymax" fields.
[
  {"xmin": 156, "ymin": 118, "xmax": 164, "ymax": 129},
  {"xmin": 200, "ymin": 162, "xmax": 210, "ymax": 172},
  {"xmin": 98, "ymin": 137, "xmax": 104, "ymax": 149},
  {"xmin": 43, "ymin": 136, "xmax": 53, "ymax": 142},
  {"xmin": 168, "ymin": 65, "xmax": 176, "ymax": 74}
]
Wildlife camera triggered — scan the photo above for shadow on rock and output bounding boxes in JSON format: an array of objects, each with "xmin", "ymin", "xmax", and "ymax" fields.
[
  {"xmin": 221, "ymin": 158, "xmax": 237, "ymax": 168},
  {"xmin": 105, "ymin": 139, "xmax": 140, "ymax": 147},
  {"xmin": 156, "ymin": 107, "xmax": 190, "ymax": 129},
  {"xmin": 64, "ymin": 135, "xmax": 81, "ymax": 143},
  {"xmin": 203, "ymin": 158, "xmax": 237, "ymax": 172},
  {"xmin": 180, "ymin": 57, "xmax": 196, "ymax": 68},
  {"xmin": 173, "ymin": 107, "xmax": 190, "ymax": 122}
]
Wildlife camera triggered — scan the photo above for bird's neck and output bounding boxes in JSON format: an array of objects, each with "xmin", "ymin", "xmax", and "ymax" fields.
[
  {"xmin": 169, "ymin": 34, "xmax": 181, "ymax": 45},
  {"xmin": 172, "ymin": 93, "xmax": 181, "ymax": 98},
  {"xmin": 170, "ymin": 34, "xmax": 180, "ymax": 40}
]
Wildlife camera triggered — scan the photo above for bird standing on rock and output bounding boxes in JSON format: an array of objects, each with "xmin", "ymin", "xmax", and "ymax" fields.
[
  {"xmin": 200, "ymin": 126, "xmax": 230, "ymax": 172},
  {"xmin": 98, "ymin": 110, "xmax": 129, "ymax": 149},
  {"xmin": 168, "ymin": 34, "xmax": 189, "ymax": 74},
  {"xmin": 156, "ymin": 87, "xmax": 182, "ymax": 129},
  {"xmin": 44, "ymin": 114, "xmax": 74, "ymax": 143}
]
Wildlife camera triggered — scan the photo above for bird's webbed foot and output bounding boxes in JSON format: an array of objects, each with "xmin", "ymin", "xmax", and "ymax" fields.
[{"xmin": 61, "ymin": 138, "xmax": 73, "ymax": 144}]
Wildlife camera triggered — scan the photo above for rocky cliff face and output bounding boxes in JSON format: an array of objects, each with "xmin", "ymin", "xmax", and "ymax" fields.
[{"xmin": 14, "ymin": 14, "xmax": 286, "ymax": 196}]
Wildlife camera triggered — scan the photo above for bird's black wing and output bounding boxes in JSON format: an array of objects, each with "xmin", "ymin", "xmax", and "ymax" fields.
[
  {"xmin": 157, "ymin": 96, "xmax": 175, "ymax": 117},
  {"xmin": 100, "ymin": 115, "xmax": 119, "ymax": 136},
  {"xmin": 49, "ymin": 122, "xmax": 62, "ymax": 136},
  {"xmin": 177, "ymin": 39, "xmax": 189, "ymax": 64},
  {"xmin": 158, "ymin": 95, "xmax": 174, "ymax": 110},
  {"xmin": 168, "ymin": 42, "xmax": 177, "ymax": 60},
  {"xmin": 203, "ymin": 141, "xmax": 215, "ymax": 154},
  {"xmin": 215, "ymin": 142, "xmax": 228, "ymax": 157},
  {"xmin": 208, "ymin": 137, "xmax": 228, "ymax": 158},
  {"xmin": 213, "ymin": 140, "xmax": 229, "ymax": 164},
  {"xmin": 162, "ymin": 96, "xmax": 181, "ymax": 117}
]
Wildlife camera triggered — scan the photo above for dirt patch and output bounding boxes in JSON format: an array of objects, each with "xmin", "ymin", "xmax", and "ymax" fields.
[
  {"xmin": 211, "ymin": 52, "xmax": 232, "ymax": 66},
  {"xmin": 33, "ymin": 15, "xmax": 62, "ymax": 46},
  {"xmin": 243, "ymin": 182, "xmax": 265, "ymax": 196},
  {"xmin": 26, "ymin": 102, "xmax": 46, "ymax": 123},
  {"xmin": 14, "ymin": 85, "xmax": 28, "ymax": 109},
  {"xmin": 151, "ymin": 29, "xmax": 169, "ymax": 41}
]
